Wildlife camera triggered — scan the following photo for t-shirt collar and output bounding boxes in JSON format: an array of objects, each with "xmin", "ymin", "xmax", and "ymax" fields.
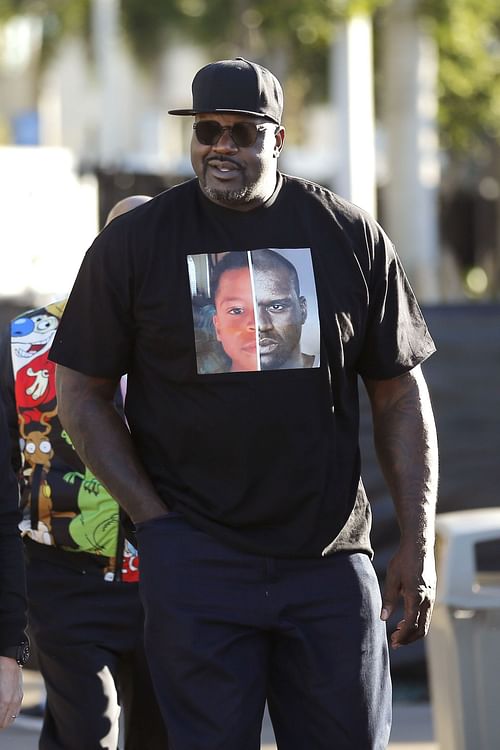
[{"xmin": 196, "ymin": 172, "xmax": 283, "ymax": 215}]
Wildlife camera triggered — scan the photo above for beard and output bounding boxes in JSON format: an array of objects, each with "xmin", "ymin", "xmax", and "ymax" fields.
[
  {"xmin": 204, "ymin": 185, "xmax": 251, "ymax": 206},
  {"xmin": 199, "ymin": 157, "xmax": 261, "ymax": 207},
  {"xmin": 202, "ymin": 184, "xmax": 253, "ymax": 206}
]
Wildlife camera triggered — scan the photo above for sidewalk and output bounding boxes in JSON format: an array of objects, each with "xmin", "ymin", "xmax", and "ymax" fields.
[
  {"xmin": 260, "ymin": 702, "xmax": 438, "ymax": 750},
  {"xmin": 3, "ymin": 670, "xmax": 439, "ymax": 749}
]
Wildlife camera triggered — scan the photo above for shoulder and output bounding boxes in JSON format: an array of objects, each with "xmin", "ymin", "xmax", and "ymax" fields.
[
  {"xmin": 281, "ymin": 174, "xmax": 380, "ymax": 226},
  {"xmin": 281, "ymin": 173, "xmax": 389, "ymax": 251},
  {"xmin": 94, "ymin": 179, "xmax": 199, "ymax": 251},
  {"xmin": 108, "ymin": 179, "xmax": 197, "ymax": 227}
]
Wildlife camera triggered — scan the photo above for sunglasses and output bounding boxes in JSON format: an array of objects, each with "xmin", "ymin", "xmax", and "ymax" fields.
[{"xmin": 193, "ymin": 120, "xmax": 274, "ymax": 147}]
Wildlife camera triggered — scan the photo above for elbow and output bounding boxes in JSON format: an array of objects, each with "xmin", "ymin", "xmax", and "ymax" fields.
[
  {"xmin": 55, "ymin": 364, "xmax": 118, "ymax": 432},
  {"xmin": 55, "ymin": 365, "xmax": 75, "ymax": 433}
]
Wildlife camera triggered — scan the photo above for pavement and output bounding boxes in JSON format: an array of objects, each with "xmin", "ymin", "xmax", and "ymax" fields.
[{"xmin": 2, "ymin": 670, "xmax": 439, "ymax": 749}]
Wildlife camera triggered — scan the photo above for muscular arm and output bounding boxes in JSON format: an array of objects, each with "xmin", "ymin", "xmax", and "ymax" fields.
[
  {"xmin": 55, "ymin": 365, "xmax": 169, "ymax": 524},
  {"xmin": 363, "ymin": 364, "xmax": 438, "ymax": 648}
]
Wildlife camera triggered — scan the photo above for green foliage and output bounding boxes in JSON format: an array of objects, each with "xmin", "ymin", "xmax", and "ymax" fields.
[
  {"xmin": 119, "ymin": 0, "xmax": 390, "ymax": 61},
  {"xmin": 1, "ymin": 0, "xmax": 89, "ymax": 33},
  {"xmin": 419, "ymin": 0, "xmax": 500, "ymax": 152},
  {"xmin": 0, "ymin": 2, "xmax": 10, "ymax": 20},
  {"xmin": 118, "ymin": 0, "xmax": 389, "ymax": 113},
  {"xmin": 120, "ymin": 1, "xmax": 337, "ymax": 80},
  {"xmin": 1, "ymin": 0, "xmax": 499, "ymax": 152},
  {"xmin": 0, "ymin": 1, "xmax": 91, "ymax": 62}
]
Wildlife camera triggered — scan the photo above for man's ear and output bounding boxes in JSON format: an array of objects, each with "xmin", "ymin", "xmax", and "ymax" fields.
[
  {"xmin": 299, "ymin": 296, "xmax": 307, "ymax": 323},
  {"xmin": 274, "ymin": 126, "xmax": 285, "ymax": 157}
]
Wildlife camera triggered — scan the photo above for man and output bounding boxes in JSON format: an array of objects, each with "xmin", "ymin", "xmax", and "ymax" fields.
[
  {"xmin": 0, "ymin": 195, "xmax": 168, "ymax": 749},
  {"xmin": 51, "ymin": 58, "xmax": 438, "ymax": 749},
  {"xmin": 0, "ymin": 397, "xmax": 28, "ymax": 730},
  {"xmin": 210, "ymin": 249, "xmax": 317, "ymax": 372},
  {"xmin": 252, "ymin": 248, "xmax": 316, "ymax": 369}
]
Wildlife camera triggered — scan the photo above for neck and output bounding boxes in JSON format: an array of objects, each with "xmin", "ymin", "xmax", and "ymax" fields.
[
  {"xmin": 282, "ymin": 351, "xmax": 314, "ymax": 370},
  {"xmin": 200, "ymin": 173, "xmax": 279, "ymax": 212}
]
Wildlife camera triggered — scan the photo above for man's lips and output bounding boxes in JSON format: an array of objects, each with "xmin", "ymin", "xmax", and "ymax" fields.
[
  {"xmin": 259, "ymin": 337, "xmax": 279, "ymax": 354},
  {"xmin": 206, "ymin": 158, "xmax": 242, "ymax": 179}
]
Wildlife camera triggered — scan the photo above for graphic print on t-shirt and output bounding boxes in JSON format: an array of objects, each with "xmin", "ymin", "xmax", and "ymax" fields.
[{"xmin": 188, "ymin": 248, "xmax": 321, "ymax": 374}]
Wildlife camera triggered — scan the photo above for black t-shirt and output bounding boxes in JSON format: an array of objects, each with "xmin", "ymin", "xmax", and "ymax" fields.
[{"xmin": 50, "ymin": 174, "xmax": 435, "ymax": 558}]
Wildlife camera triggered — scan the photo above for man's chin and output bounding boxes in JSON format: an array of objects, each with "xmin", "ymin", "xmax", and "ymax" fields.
[
  {"xmin": 260, "ymin": 352, "xmax": 287, "ymax": 370},
  {"xmin": 202, "ymin": 184, "xmax": 252, "ymax": 206}
]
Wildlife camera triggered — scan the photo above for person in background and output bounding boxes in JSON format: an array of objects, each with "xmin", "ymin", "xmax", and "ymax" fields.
[
  {"xmin": 51, "ymin": 58, "xmax": 438, "ymax": 750},
  {"xmin": 0, "ymin": 397, "xmax": 28, "ymax": 729},
  {"xmin": 0, "ymin": 195, "xmax": 169, "ymax": 749}
]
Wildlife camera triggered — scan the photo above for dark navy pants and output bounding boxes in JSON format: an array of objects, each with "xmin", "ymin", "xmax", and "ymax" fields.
[
  {"xmin": 26, "ymin": 551, "xmax": 168, "ymax": 749},
  {"xmin": 137, "ymin": 513, "xmax": 391, "ymax": 750}
]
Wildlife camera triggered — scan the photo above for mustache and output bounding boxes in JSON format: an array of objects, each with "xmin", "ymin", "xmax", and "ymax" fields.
[{"xmin": 205, "ymin": 156, "xmax": 243, "ymax": 169}]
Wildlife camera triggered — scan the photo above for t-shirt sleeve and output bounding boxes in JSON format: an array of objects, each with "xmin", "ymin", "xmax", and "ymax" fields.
[
  {"xmin": 49, "ymin": 225, "xmax": 133, "ymax": 378},
  {"xmin": 356, "ymin": 227, "xmax": 436, "ymax": 380}
]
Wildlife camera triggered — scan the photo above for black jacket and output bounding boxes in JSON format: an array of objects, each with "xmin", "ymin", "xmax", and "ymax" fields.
[{"xmin": 0, "ymin": 396, "xmax": 27, "ymax": 650}]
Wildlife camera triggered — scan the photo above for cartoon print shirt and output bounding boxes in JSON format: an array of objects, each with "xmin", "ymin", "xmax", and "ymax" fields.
[
  {"xmin": 50, "ymin": 175, "xmax": 436, "ymax": 559},
  {"xmin": 1, "ymin": 303, "xmax": 138, "ymax": 581}
]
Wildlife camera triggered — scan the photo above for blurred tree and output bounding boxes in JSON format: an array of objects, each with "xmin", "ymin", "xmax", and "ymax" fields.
[
  {"xmin": 0, "ymin": 0, "xmax": 91, "ymax": 64},
  {"xmin": 1, "ymin": 0, "xmax": 499, "ymax": 152},
  {"xmin": 419, "ymin": 0, "xmax": 500, "ymax": 152},
  {"xmin": 119, "ymin": 0, "xmax": 388, "ymax": 94}
]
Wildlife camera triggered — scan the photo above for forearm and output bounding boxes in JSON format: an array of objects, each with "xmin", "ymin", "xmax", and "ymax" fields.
[
  {"xmin": 56, "ymin": 365, "xmax": 168, "ymax": 524},
  {"xmin": 364, "ymin": 365, "xmax": 438, "ymax": 644},
  {"xmin": 366, "ymin": 366, "xmax": 438, "ymax": 548}
]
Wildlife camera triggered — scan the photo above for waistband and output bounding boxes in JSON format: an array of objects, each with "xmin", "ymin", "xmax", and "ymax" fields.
[{"xmin": 23, "ymin": 537, "xmax": 114, "ymax": 576}]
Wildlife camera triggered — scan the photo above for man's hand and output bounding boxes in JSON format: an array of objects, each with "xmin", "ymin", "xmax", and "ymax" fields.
[
  {"xmin": 381, "ymin": 542, "xmax": 436, "ymax": 648},
  {"xmin": 0, "ymin": 656, "xmax": 23, "ymax": 729}
]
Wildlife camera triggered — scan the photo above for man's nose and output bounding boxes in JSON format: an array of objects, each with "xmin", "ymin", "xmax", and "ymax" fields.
[
  {"xmin": 246, "ymin": 312, "xmax": 256, "ymax": 331},
  {"xmin": 213, "ymin": 129, "xmax": 239, "ymax": 151},
  {"xmin": 258, "ymin": 308, "xmax": 272, "ymax": 331}
]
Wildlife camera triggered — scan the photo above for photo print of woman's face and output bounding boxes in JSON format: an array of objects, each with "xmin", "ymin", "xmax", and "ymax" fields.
[{"xmin": 188, "ymin": 248, "xmax": 321, "ymax": 375}]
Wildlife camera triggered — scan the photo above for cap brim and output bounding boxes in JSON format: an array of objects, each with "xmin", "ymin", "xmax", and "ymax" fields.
[
  {"xmin": 167, "ymin": 109, "xmax": 197, "ymax": 116},
  {"xmin": 168, "ymin": 108, "xmax": 280, "ymax": 124}
]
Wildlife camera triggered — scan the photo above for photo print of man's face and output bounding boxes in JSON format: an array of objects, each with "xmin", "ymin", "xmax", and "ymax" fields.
[{"xmin": 188, "ymin": 248, "xmax": 320, "ymax": 375}]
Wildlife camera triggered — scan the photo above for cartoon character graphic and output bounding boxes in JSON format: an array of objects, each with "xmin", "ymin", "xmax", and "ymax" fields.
[
  {"xmin": 121, "ymin": 541, "xmax": 140, "ymax": 583},
  {"xmin": 12, "ymin": 303, "xmax": 79, "ymax": 546},
  {"xmin": 11, "ymin": 302, "xmax": 65, "ymax": 425},
  {"xmin": 11, "ymin": 308, "xmax": 60, "ymax": 374},
  {"xmin": 10, "ymin": 302, "xmax": 129, "ymax": 572},
  {"xmin": 69, "ymin": 467, "xmax": 120, "ymax": 557},
  {"xmin": 17, "ymin": 407, "xmax": 56, "ymax": 543},
  {"xmin": 19, "ymin": 409, "xmax": 56, "ymax": 470}
]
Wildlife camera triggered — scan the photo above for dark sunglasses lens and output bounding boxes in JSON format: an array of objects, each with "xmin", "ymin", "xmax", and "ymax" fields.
[
  {"xmin": 194, "ymin": 121, "xmax": 259, "ymax": 146},
  {"xmin": 231, "ymin": 123, "xmax": 258, "ymax": 146},
  {"xmin": 194, "ymin": 121, "xmax": 221, "ymax": 145}
]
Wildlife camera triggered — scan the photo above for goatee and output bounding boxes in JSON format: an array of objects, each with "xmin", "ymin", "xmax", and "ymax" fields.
[{"xmin": 203, "ymin": 185, "xmax": 252, "ymax": 206}]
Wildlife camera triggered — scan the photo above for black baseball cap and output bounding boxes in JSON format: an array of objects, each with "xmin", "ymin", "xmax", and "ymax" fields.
[{"xmin": 168, "ymin": 57, "xmax": 283, "ymax": 125}]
